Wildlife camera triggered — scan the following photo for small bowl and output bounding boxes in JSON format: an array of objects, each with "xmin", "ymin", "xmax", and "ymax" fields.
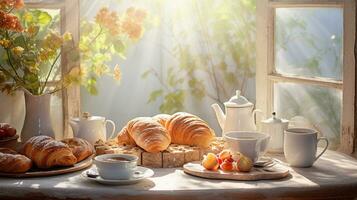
[
  {"xmin": 224, "ymin": 131, "xmax": 270, "ymax": 162},
  {"xmin": 94, "ymin": 154, "xmax": 138, "ymax": 180},
  {"xmin": 0, "ymin": 134, "xmax": 19, "ymax": 150}
]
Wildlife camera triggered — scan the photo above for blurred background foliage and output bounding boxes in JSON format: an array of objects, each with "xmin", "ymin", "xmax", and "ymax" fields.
[{"xmin": 141, "ymin": 0, "xmax": 256, "ymax": 113}]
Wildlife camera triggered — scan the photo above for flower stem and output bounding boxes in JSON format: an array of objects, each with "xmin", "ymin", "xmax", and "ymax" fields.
[{"xmin": 40, "ymin": 52, "xmax": 61, "ymax": 94}]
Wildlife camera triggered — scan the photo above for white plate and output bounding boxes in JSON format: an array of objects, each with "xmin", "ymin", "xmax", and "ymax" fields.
[{"xmin": 81, "ymin": 166, "xmax": 154, "ymax": 185}]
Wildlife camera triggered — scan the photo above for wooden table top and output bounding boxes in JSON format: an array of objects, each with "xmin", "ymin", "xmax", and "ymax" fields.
[{"xmin": 1, "ymin": 149, "xmax": 357, "ymax": 200}]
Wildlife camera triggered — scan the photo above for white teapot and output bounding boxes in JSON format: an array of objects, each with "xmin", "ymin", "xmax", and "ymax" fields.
[
  {"xmin": 69, "ymin": 112, "xmax": 116, "ymax": 145},
  {"xmin": 211, "ymin": 90, "xmax": 261, "ymax": 135}
]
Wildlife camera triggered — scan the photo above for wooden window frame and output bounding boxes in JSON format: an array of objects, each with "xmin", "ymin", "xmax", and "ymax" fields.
[
  {"xmin": 256, "ymin": 0, "xmax": 356, "ymax": 154},
  {"xmin": 26, "ymin": 0, "xmax": 80, "ymax": 138}
]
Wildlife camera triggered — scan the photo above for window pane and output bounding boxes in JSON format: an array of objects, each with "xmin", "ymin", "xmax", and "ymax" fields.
[
  {"xmin": 275, "ymin": 8, "xmax": 343, "ymax": 80},
  {"xmin": 274, "ymin": 83, "xmax": 341, "ymax": 149}
]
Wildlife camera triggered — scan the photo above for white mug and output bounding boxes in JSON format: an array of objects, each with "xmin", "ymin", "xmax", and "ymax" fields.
[
  {"xmin": 284, "ymin": 128, "xmax": 328, "ymax": 167},
  {"xmin": 224, "ymin": 131, "xmax": 270, "ymax": 162}
]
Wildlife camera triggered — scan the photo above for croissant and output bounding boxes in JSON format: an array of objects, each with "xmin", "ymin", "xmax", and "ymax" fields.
[
  {"xmin": 117, "ymin": 126, "xmax": 136, "ymax": 145},
  {"xmin": 22, "ymin": 136, "xmax": 77, "ymax": 169},
  {"xmin": 165, "ymin": 112, "xmax": 215, "ymax": 148},
  {"xmin": 61, "ymin": 138, "xmax": 94, "ymax": 162},
  {"xmin": 118, "ymin": 117, "xmax": 171, "ymax": 153},
  {"xmin": 0, "ymin": 148, "xmax": 32, "ymax": 173},
  {"xmin": 153, "ymin": 114, "xmax": 171, "ymax": 127}
]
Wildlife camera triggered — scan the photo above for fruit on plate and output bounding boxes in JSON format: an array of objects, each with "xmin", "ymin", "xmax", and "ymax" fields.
[
  {"xmin": 218, "ymin": 149, "xmax": 232, "ymax": 161},
  {"xmin": 236, "ymin": 155, "xmax": 253, "ymax": 172},
  {"xmin": 220, "ymin": 159, "xmax": 234, "ymax": 171},
  {"xmin": 0, "ymin": 123, "xmax": 17, "ymax": 139},
  {"xmin": 201, "ymin": 149, "xmax": 253, "ymax": 172},
  {"xmin": 202, "ymin": 153, "xmax": 219, "ymax": 171}
]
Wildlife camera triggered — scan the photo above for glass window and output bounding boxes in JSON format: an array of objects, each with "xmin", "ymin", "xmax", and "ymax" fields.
[
  {"xmin": 274, "ymin": 82, "xmax": 341, "ymax": 149},
  {"xmin": 275, "ymin": 8, "xmax": 343, "ymax": 80}
]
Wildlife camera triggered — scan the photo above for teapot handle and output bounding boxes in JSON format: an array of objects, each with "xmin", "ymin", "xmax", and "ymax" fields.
[
  {"xmin": 252, "ymin": 109, "xmax": 264, "ymax": 125},
  {"xmin": 105, "ymin": 120, "xmax": 116, "ymax": 139}
]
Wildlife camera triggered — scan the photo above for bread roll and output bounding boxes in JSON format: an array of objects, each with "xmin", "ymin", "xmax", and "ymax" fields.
[
  {"xmin": 0, "ymin": 148, "xmax": 32, "ymax": 173},
  {"xmin": 153, "ymin": 114, "xmax": 171, "ymax": 127},
  {"xmin": 22, "ymin": 136, "xmax": 77, "ymax": 169},
  {"xmin": 61, "ymin": 138, "xmax": 94, "ymax": 162},
  {"xmin": 165, "ymin": 112, "xmax": 215, "ymax": 148},
  {"xmin": 118, "ymin": 117, "xmax": 171, "ymax": 153}
]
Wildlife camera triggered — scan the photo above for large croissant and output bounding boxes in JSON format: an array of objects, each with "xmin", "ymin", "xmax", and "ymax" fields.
[
  {"xmin": 117, "ymin": 117, "xmax": 171, "ymax": 153},
  {"xmin": 165, "ymin": 112, "xmax": 215, "ymax": 148},
  {"xmin": 23, "ymin": 136, "xmax": 77, "ymax": 169},
  {"xmin": 0, "ymin": 148, "xmax": 32, "ymax": 173}
]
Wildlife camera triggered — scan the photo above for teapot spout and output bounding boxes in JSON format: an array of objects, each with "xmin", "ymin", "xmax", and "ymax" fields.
[{"xmin": 211, "ymin": 103, "xmax": 226, "ymax": 130}]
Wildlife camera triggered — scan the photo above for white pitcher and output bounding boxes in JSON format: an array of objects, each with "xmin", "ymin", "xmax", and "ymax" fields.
[{"xmin": 69, "ymin": 112, "xmax": 116, "ymax": 144}]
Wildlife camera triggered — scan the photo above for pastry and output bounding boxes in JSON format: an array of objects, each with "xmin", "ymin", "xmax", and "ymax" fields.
[
  {"xmin": 117, "ymin": 126, "xmax": 136, "ymax": 145},
  {"xmin": 61, "ymin": 137, "xmax": 94, "ymax": 162},
  {"xmin": 118, "ymin": 117, "xmax": 171, "ymax": 153},
  {"xmin": 22, "ymin": 136, "xmax": 77, "ymax": 169},
  {"xmin": 165, "ymin": 112, "xmax": 215, "ymax": 148},
  {"xmin": 153, "ymin": 114, "xmax": 171, "ymax": 127},
  {"xmin": 0, "ymin": 148, "xmax": 32, "ymax": 173}
]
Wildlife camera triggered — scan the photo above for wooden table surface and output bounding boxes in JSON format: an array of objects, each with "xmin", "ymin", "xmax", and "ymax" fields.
[{"xmin": 1, "ymin": 149, "xmax": 357, "ymax": 200}]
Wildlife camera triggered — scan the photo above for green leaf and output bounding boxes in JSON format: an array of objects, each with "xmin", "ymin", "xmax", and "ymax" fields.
[
  {"xmin": 141, "ymin": 69, "xmax": 151, "ymax": 79},
  {"xmin": 147, "ymin": 89, "xmax": 163, "ymax": 103}
]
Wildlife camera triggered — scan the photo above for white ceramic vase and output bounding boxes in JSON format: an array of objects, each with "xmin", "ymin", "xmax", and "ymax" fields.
[{"xmin": 21, "ymin": 90, "xmax": 55, "ymax": 142}]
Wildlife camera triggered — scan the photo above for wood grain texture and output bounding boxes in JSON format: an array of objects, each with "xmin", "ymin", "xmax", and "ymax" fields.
[{"xmin": 183, "ymin": 161, "xmax": 289, "ymax": 181}]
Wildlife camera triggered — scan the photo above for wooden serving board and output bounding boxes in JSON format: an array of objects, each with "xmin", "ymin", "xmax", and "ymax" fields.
[
  {"xmin": 0, "ymin": 155, "xmax": 93, "ymax": 178},
  {"xmin": 183, "ymin": 161, "xmax": 290, "ymax": 181}
]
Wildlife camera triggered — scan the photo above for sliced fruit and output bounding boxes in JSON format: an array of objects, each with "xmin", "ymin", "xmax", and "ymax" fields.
[
  {"xmin": 218, "ymin": 149, "xmax": 232, "ymax": 161},
  {"xmin": 220, "ymin": 160, "xmax": 234, "ymax": 171}
]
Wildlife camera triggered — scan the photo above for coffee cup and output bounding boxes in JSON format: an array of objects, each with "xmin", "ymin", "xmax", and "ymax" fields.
[
  {"xmin": 284, "ymin": 128, "xmax": 329, "ymax": 167},
  {"xmin": 94, "ymin": 154, "xmax": 140, "ymax": 180},
  {"xmin": 224, "ymin": 131, "xmax": 270, "ymax": 162}
]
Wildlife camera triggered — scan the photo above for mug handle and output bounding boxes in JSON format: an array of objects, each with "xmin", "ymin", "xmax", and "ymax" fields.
[
  {"xmin": 315, "ymin": 137, "xmax": 329, "ymax": 161},
  {"xmin": 105, "ymin": 120, "xmax": 116, "ymax": 139}
]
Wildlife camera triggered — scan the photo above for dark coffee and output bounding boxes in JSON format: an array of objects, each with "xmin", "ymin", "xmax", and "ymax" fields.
[{"xmin": 106, "ymin": 157, "xmax": 130, "ymax": 162}]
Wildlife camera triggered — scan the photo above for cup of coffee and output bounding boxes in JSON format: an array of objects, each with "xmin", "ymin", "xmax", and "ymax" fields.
[
  {"xmin": 224, "ymin": 131, "xmax": 270, "ymax": 162},
  {"xmin": 284, "ymin": 128, "xmax": 329, "ymax": 167},
  {"xmin": 94, "ymin": 154, "xmax": 140, "ymax": 180}
]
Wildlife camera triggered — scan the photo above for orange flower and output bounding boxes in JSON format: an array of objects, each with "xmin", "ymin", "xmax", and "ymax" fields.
[
  {"xmin": 0, "ymin": 0, "xmax": 24, "ymax": 10},
  {"xmin": 122, "ymin": 19, "xmax": 142, "ymax": 40},
  {"xmin": 0, "ymin": 11, "xmax": 23, "ymax": 32},
  {"xmin": 125, "ymin": 7, "xmax": 147, "ymax": 23},
  {"xmin": 113, "ymin": 64, "xmax": 121, "ymax": 81},
  {"xmin": 95, "ymin": 7, "xmax": 120, "ymax": 35},
  {"xmin": 14, "ymin": 0, "xmax": 24, "ymax": 9}
]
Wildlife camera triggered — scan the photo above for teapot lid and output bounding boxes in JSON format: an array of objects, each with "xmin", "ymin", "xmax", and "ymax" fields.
[
  {"xmin": 262, "ymin": 112, "xmax": 288, "ymax": 124},
  {"xmin": 71, "ymin": 112, "xmax": 104, "ymax": 121},
  {"xmin": 224, "ymin": 90, "xmax": 252, "ymax": 107}
]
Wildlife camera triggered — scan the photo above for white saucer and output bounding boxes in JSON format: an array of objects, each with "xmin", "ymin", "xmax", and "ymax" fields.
[{"xmin": 81, "ymin": 166, "xmax": 154, "ymax": 185}]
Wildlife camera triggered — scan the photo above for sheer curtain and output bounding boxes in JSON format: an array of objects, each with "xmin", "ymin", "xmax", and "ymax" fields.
[{"xmin": 80, "ymin": 0, "xmax": 256, "ymax": 136}]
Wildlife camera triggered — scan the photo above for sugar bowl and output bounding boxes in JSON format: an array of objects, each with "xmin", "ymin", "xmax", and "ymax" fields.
[{"xmin": 260, "ymin": 112, "xmax": 289, "ymax": 153}]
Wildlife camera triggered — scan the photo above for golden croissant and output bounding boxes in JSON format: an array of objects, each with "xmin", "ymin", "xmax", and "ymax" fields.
[
  {"xmin": 22, "ymin": 136, "xmax": 77, "ymax": 169},
  {"xmin": 0, "ymin": 148, "xmax": 32, "ymax": 173},
  {"xmin": 165, "ymin": 112, "xmax": 215, "ymax": 148},
  {"xmin": 61, "ymin": 137, "xmax": 94, "ymax": 162},
  {"xmin": 117, "ymin": 117, "xmax": 171, "ymax": 153},
  {"xmin": 153, "ymin": 114, "xmax": 171, "ymax": 127}
]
